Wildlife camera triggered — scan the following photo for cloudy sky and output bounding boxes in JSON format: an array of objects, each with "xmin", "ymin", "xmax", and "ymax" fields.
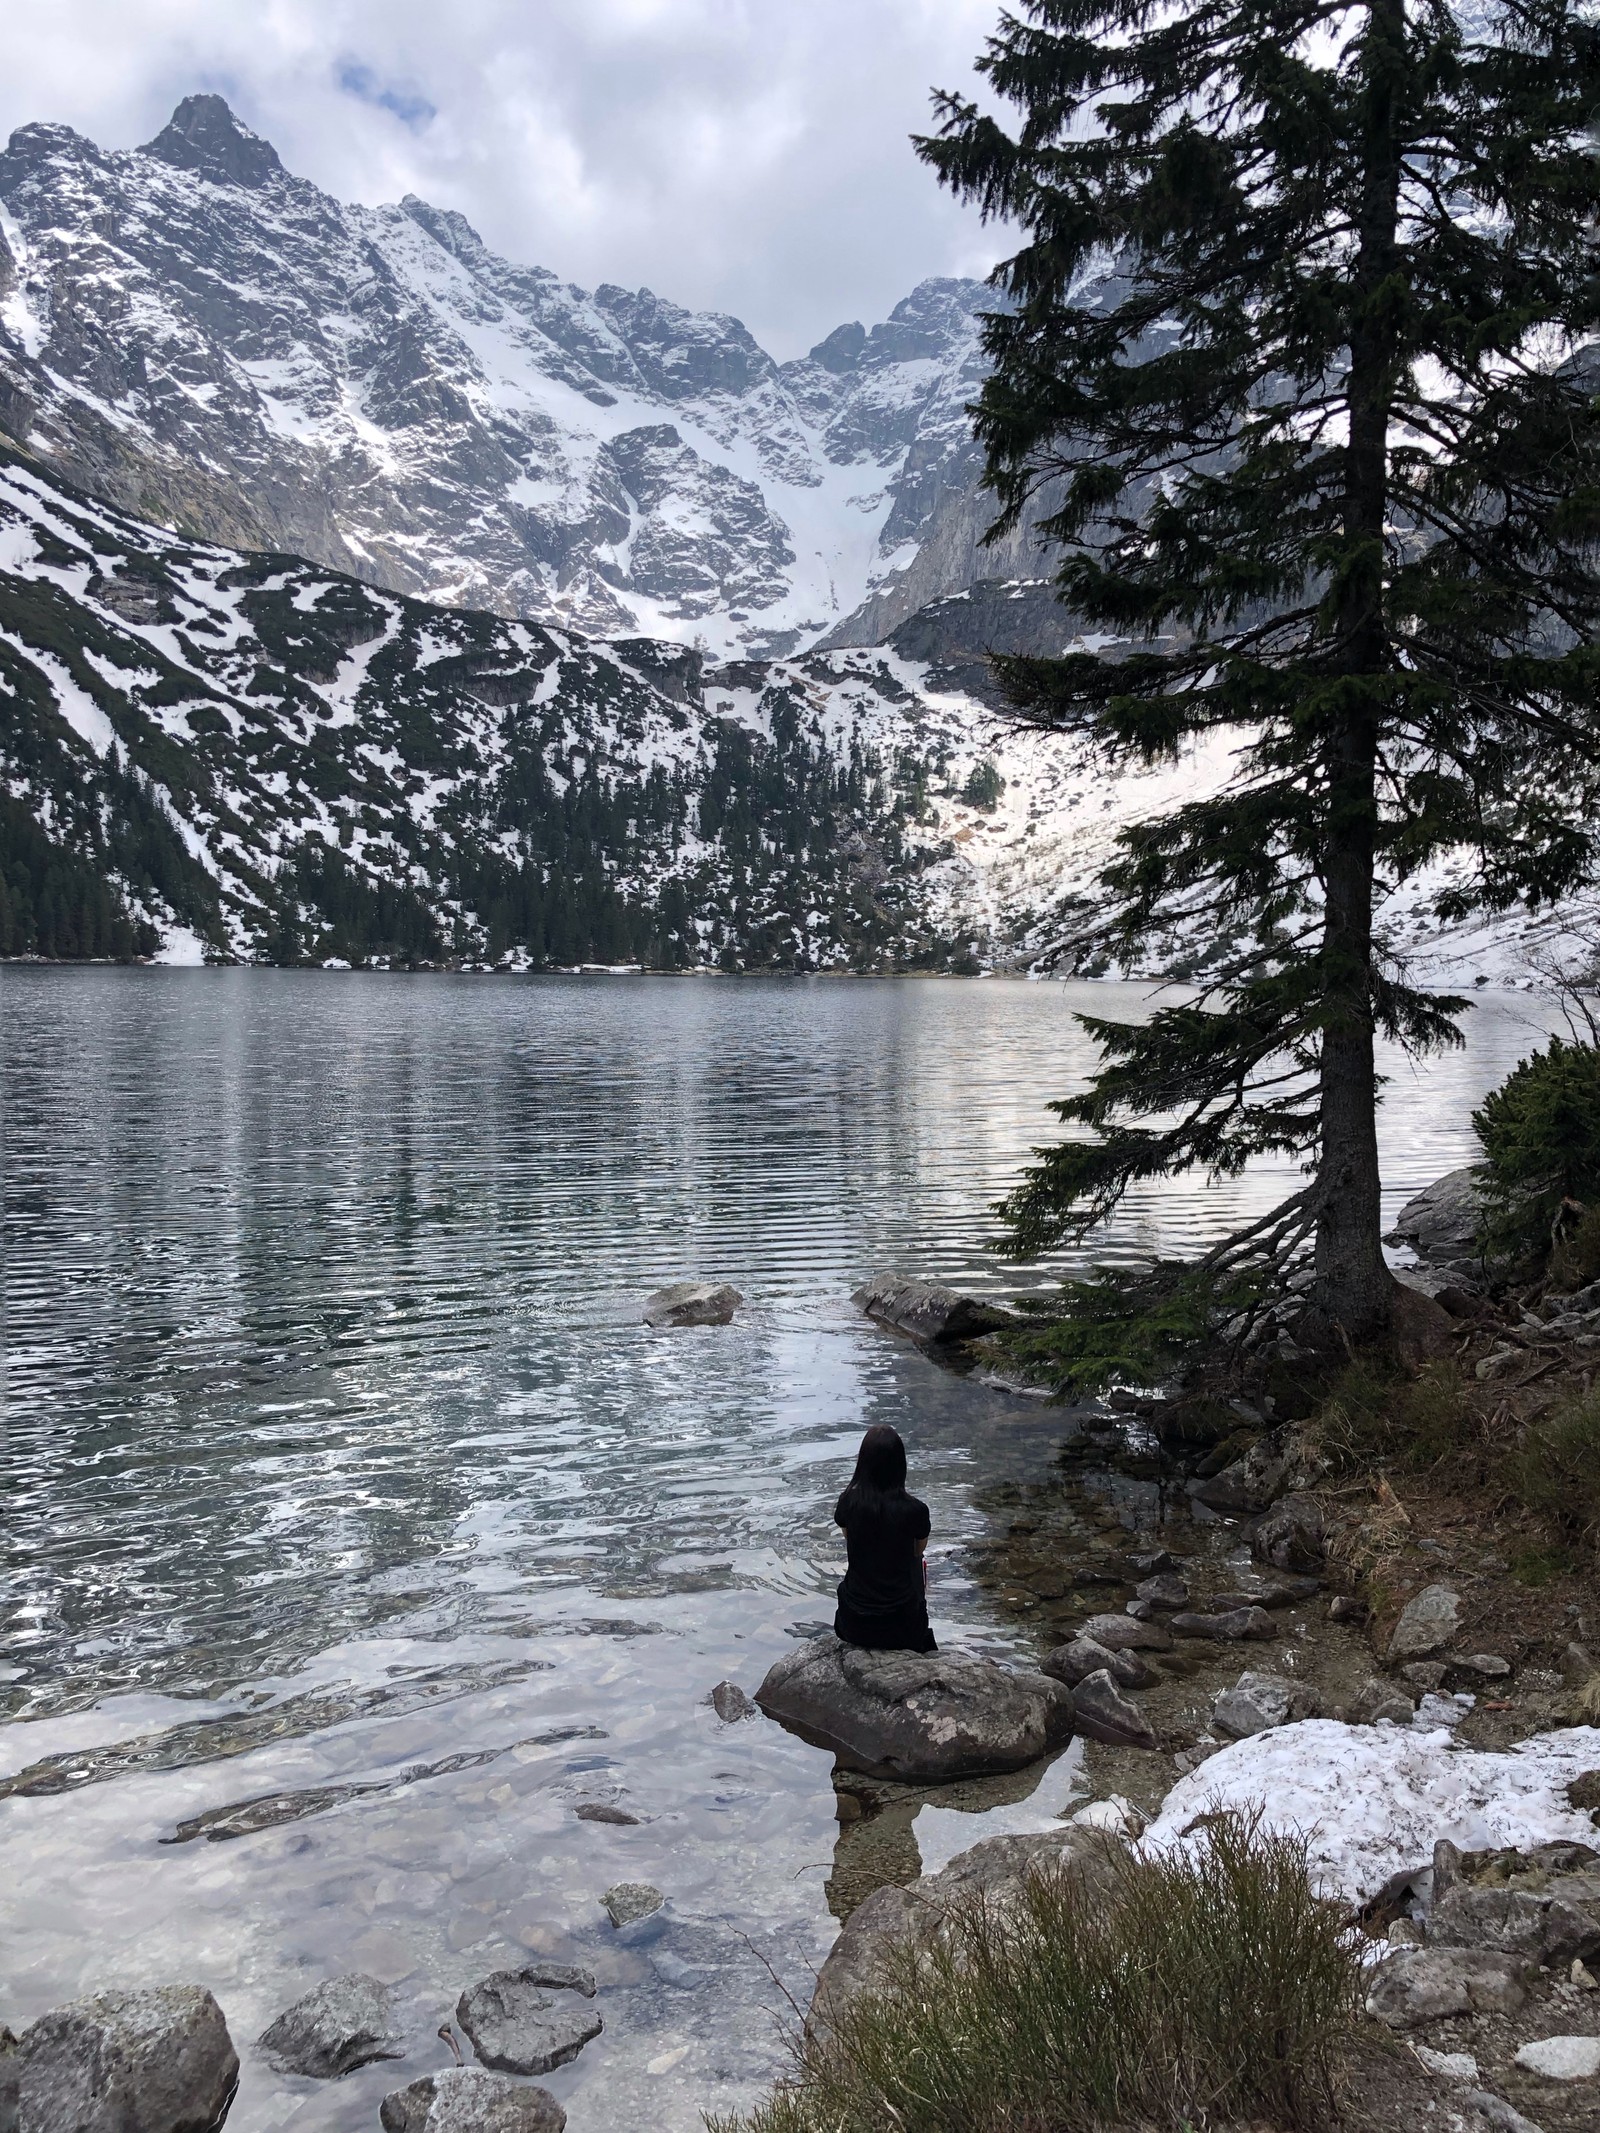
[{"xmin": 3, "ymin": 0, "xmax": 1013, "ymax": 359}]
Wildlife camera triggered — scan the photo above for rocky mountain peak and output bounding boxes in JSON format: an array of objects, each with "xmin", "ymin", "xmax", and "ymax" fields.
[
  {"xmin": 141, "ymin": 94, "xmax": 284, "ymax": 189},
  {"xmin": 0, "ymin": 96, "xmax": 1061, "ymax": 654}
]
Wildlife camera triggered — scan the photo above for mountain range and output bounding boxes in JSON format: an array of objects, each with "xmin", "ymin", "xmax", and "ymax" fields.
[
  {"xmin": 0, "ymin": 93, "xmax": 1056, "ymax": 662},
  {"xmin": 0, "ymin": 94, "xmax": 1584, "ymax": 984}
]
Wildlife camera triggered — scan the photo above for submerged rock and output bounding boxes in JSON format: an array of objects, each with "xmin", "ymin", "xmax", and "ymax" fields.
[
  {"xmin": 1388, "ymin": 1584, "xmax": 1462, "ymax": 1661},
  {"xmin": 755, "ymin": 1634, "xmax": 1073, "ymax": 1781},
  {"xmin": 455, "ymin": 1969, "xmax": 601, "ymax": 2077},
  {"xmin": 1364, "ymin": 1946, "xmax": 1526, "ymax": 2026},
  {"xmin": 850, "ymin": 1274, "xmax": 1013, "ymax": 1344},
  {"xmin": 1212, "ymin": 1671, "xmax": 1321, "ymax": 1740},
  {"xmin": 1070, "ymin": 1669, "xmax": 1160, "ymax": 1750},
  {"xmin": 6, "ymin": 1985, "xmax": 239, "ymax": 2133},
  {"xmin": 642, "ymin": 1283, "xmax": 743, "ymax": 1329},
  {"xmin": 380, "ymin": 2067, "xmax": 565, "ymax": 2132},
  {"xmin": 258, "ymin": 1971, "xmax": 401, "ymax": 2078},
  {"xmin": 1041, "ymin": 1637, "xmax": 1156, "ymax": 1692}
]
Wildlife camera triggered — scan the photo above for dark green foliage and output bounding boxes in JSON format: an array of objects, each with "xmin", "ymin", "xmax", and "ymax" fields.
[
  {"xmin": 0, "ymin": 797, "xmax": 155, "ymax": 959},
  {"xmin": 960, "ymin": 759, "xmax": 1005, "ymax": 811},
  {"xmin": 1507, "ymin": 1390, "xmax": 1600, "ymax": 1547},
  {"xmin": 714, "ymin": 1815, "xmax": 1361, "ymax": 2133},
  {"xmin": 0, "ymin": 440, "xmax": 975, "ymax": 975},
  {"xmin": 1473, "ymin": 1035, "xmax": 1600, "ymax": 1263},
  {"xmin": 920, "ymin": 0, "xmax": 1600, "ymax": 1342},
  {"xmin": 992, "ymin": 1260, "xmax": 1260, "ymax": 1392}
]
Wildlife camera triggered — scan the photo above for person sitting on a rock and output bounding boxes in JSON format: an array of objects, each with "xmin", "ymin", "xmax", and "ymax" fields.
[{"xmin": 833, "ymin": 1424, "xmax": 935, "ymax": 1653}]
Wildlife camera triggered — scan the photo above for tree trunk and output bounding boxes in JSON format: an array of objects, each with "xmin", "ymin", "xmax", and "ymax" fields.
[{"xmin": 1314, "ymin": 0, "xmax": 1406, "ymax": 1341}]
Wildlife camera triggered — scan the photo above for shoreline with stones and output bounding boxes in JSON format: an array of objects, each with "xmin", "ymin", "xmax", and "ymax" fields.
[{"xmin": 9, "ymin": 1230, "xmax": 1600, "ymax": 2132}]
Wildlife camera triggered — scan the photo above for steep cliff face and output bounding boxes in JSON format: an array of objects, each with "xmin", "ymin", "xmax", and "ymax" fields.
[{"xmin": 0, "ymin": 94, "xmax": 1040, "ymax": 658}]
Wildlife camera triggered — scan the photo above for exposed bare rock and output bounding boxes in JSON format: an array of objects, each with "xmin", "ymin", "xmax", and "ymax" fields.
[
  {"xmin": 756, "ymin": 1634, "xmax": 1073, "ymax": 1781},
  {"xmin": 6, "ymin": 1985, "xmax": 239, "ymax": 2133},
  {"xmin": 643, "ymin": 1282, "xmax": 742, "ymax": 1328},
  {"xmin": 258, "ymin": 1972, "xmax": 402, "ymax": 2078},
  {"xmin": 1070, "ymin": 1669, "xmax": 1160, "ymax": 1750},
  {"xmin": 851, "ymin": 1275, "xmax": 1014, "ymax": 1344},
  {"xmin": 1365, "ymin": 1946, "xmax": 1527, "ymax": 2027},
  {"xmin": 380, "ymin": 2068, "xmax": 565, "ymax": 2132}
]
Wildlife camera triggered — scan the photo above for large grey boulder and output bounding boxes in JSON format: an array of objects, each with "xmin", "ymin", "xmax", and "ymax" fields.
[
  {"xmin": 1250, "ymin": 1492, "xmax": 1326, "ymax": 1573},
  {"xmin": 7, "ymin": 1986, "xmax": 238, "ymax": 2133},
  {"xmin": 1212, "ymin": 1672, "xmax": 1321, "ymax": 1740},
  {"xmin": 1430, "ymin": 1840, "xmax": 1600, "ymax": 1967},
  {"xmin": 1387, "ymin": 1167, "xmax": 1488, "ymax": 1271},
  {"xmin": 1078, "ymin": 1614, "xmax": 1173, "ymax": 1653},
  {"xmin": 755, "ymin": 1635, "xmax": 1073, "ymax": 1781},
  {"xmin": 1364, "ymin": 1947, "xmax": 1527, "ymax": 2027},
  {"xmin": 1041, "ymin": 1637, "xmax": 1156, "ymax": 1691},
  {"xmin": 1188, "ymin": 1431, "xmax": 1303, "ymax": 1515},
  {"xmin": 454, "ymin": 1970, "xmax": 601, "ymax": 2077},
  {"xmin": 851, "ymin": 1274, "xmax": 1014, "ymax": 1345},
  {"xmin": 809, "ymin": 1827, "xmax": 1122, "ymax": 2041},
  {"xmin": 257, "ymin": 1972, "xmax": 401, "ymax": 2078},
  {"xmin": 1389, "ymin": 1585, "xmax": 1463, "ymax": 1661},
  {"xmin": 1070, "ymin": 1669, "xmax": 1159, "ymax": 1750},
  {"xmin": 379, "ymin": 2068, "xmax": 565, "ymax": 2132},
  {"xmin": 643, "ymin": 1282, "xmax": 742, "ymax": 1329}
]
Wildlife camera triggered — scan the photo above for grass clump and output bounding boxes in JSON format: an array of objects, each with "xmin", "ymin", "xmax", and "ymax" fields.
[
  {"xmin": 1310, "ymin": 1359, "xmax": 1475, "ymax": 1474},
  {"xmin": 1506, "ymin": 1389, "xmax": 1600, "ymax": 1547},
  {"xmin": 715, "ymin": 1816, "xmax": 1362, "ymax": 2133}
]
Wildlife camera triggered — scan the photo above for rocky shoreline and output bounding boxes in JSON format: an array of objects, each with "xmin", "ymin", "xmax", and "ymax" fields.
[{"xmin": 9, "ymin": 1205, "xmax": 1600, "ymax": 2133}]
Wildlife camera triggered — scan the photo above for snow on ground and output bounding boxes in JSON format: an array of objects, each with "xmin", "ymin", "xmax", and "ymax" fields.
[{"xmin": 1143, "ymin": 1720, "xmax": 1600, "ymax": 1903}]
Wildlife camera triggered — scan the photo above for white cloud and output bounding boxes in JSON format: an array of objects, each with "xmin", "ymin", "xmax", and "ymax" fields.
[{"xmin": 0, "ymin": 0, "xmax": 1010, "ymax": 357}]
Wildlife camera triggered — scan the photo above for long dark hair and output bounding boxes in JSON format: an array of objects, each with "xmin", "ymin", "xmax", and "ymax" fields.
[{"xmin": 841, "ymin": 1424, "xmax": 908, "ymax": 1513}]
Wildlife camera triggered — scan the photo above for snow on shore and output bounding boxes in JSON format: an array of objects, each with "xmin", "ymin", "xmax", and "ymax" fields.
[{"xmin": 1143, "ymin": 1719, "xmax": 1600, "ymax": 1903}]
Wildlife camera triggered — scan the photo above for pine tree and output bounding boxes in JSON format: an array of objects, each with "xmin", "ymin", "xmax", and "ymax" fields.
[{"xmin": 920, "ymin": 0, "xmax": 1600, "ymax": 1346}]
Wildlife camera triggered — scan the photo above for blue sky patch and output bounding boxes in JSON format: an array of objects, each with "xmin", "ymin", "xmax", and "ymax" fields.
[{"xmin": 337, "ymin": 61, "xmax": 436, "ymax": 132}]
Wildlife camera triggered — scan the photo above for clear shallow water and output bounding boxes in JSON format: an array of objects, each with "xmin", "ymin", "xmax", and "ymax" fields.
[{"xmin": 0, "ymin": 970, "xmax": 1563, "ymax": 2130}]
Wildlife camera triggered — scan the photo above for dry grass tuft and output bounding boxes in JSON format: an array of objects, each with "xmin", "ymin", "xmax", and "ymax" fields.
[{"xmin": 712, "ymin": 1814, "xmax": 1363, "ymax": 2133}]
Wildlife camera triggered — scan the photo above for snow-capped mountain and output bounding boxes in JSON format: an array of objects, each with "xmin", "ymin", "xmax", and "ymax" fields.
[
  {"xmin": 0, "ymin": 94, "xmax": 1045, "ymax": 661},
  {"xmin": 0, "ymin": 439, "xmax": 1252, "ymax": 970}
]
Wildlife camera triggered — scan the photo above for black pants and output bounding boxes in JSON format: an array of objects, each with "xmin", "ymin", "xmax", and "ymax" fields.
[{"xmin": 835, "ymin": 1595, "xmax": 936, "ymax": 1653}]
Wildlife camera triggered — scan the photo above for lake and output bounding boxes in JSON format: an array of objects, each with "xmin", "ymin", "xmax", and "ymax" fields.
[{"xmin": 0, "ymin": 969, "xmax": 1562, "ymax": 2129}]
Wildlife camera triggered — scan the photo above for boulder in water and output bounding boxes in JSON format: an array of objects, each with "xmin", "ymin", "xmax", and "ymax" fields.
[
  {"xmin": 755, "ymin": 1634, "xmax": 1073, "ymax": 1781},
  {"xmin": 851, "ymin": 1274, "xmax": 1014, "ymax": 1344},
  {"xmin": 643, "ymin": 1283, "xmax": 742, "ymax": 1328},
  {"xmin": 6, "ymin": 1985, "xmax": 239, "ymax": 2133},
  {"xmin": 455, "ymin": 1968, "xmax": 601, "ymax": 2076},
  {"xmin": 258, "ymin": 1971, "xmax": 402, "ymax": 2077},
  {"xmin": 710, "ymin": 1681, "xmax": 756, "ymax": 1722},
  {"xmin": 380, "ymin": 2067, "xmax": 565, "ymax": 2132}
]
